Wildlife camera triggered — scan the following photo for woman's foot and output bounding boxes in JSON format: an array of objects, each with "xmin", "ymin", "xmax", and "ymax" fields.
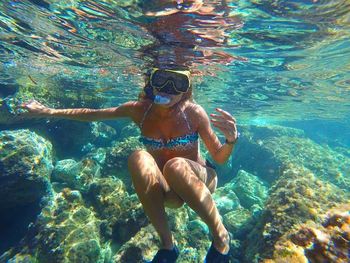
[
  {"xmin": 212, "ymin": 231, "xmax": 230, "ymax": 254},
  {"xmin": 204, "ymin": 233, "xmax": 230, "ymax": 263},
  {"xmin": 149, "ymin": 245, "xmax": 179, "ymax": 263},
  {"xmin": 204, "ymin": 243, "xmax": 229, "ymax": 263}
]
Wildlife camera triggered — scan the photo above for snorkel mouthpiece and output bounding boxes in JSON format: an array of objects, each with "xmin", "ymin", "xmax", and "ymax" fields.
[{"xmin": 154, "ymin": 95, "xmax": 171, "ymax": 105}]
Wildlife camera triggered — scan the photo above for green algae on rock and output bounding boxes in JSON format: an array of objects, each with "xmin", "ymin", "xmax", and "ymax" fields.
[
  {"xmin": 0, "ymin": 129, "xmax": 53, "ymax": 209},
  {"xmin": 231, "ymin": 170, "xmax": 268, "ymax": 210},
  {"xmin": 266, "ymin": 203, "xmax": 350, "ymax": 263},
  {"xmin": 234, "ymin": 125, "xmax": 350, "ymax": 190},
  {"xmin": 1, "ymin": 189, "xmax": 111, "ymax": 263},
  {"xmin": 87, "ymin": 177, "xmax": 146, "ymax": 244},
  {"xmin": 52, "ymin": 158, "xmax": 101, "ymax": 193},
  {"xmin": 242, "ymin": 165, "xmax": 349, "ymax": 262},
  {"xmin": 100, "ymin": 136, "xmax": 144, "ymax": 190}
]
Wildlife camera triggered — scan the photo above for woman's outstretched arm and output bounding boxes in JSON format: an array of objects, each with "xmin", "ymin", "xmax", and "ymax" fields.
[{"xmin": 20, "ymin": 100, "xmax": 139, "ymax": 122}]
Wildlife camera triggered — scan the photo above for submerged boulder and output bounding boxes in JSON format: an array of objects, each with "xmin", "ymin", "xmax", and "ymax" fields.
[
  {"xmin": 87, "ymin": 177, "xmax": 146, "ymax": 243},
  {"xmin": 0, "ymin": 129, "xmax": 53, "ymax": 209},
  {"xmin": 234, "ymin": 125, "xmax": 350, "ymax": 190},
  {"xmin": 100, "ymin": 136, "xmax": 144, "ymax": 190},
  {"xmin": 242, "ymin": 165, "xmax": 349, "ymax": 262},
  {"xmin": 1, "ymin": 189, "xmax": 111, "ymax": 263},
  {"xmin": 268, "ymin": 203, "xmax": 350, "ymax": 263},
  {"xmin": 114, "ymin": 203, "xmax": 241, "ymax": 263},
  {"xmin": 231, "ymin": 170, "xmax": 268, "ymax": 210},
  {"xmin": 212, "ymin": 182, "xmax": 241, "ymax": 215},
  {"xmin": 233, "ymin": 125, "xmax": 306, "ymax": 182},
  {"xmin": 52, "ymin": 158, "xmax": 101, "ymax": 192}
]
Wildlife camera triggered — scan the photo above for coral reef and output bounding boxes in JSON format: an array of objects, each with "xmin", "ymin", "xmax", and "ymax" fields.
[
  {"xmin": 242, "ymin": 165, "xmax": 349, "ymax": 262},
  {"xmin": 267, "ymin": 203, "xmax": 350, "ymax": 263}
]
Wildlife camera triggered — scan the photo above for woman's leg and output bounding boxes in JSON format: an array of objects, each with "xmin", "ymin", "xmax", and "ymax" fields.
[
  {"xmin": 128, "ymin": 150, "xmax": 175, "ymax": 250},
  {"xmin": 162, "ymin": 157, "xmax": 230, "ymax": 254}
]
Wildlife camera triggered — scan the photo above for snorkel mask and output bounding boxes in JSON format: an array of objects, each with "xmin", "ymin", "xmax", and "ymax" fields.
[
  {"xmin": 150, "ymin": 68, "xmax": 191, "ymax": 95},
  {"xmin": 175, "ymin": 0, "xmax": 193, "ymax": 10}
]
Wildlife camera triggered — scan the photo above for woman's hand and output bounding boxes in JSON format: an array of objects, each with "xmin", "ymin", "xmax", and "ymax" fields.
[
  {"xmin": 210, "ymin": 108, "xmax": 238, "ymax": 143},
  {"xmin": 19, "ymin": 99, "xmax": 52, "ymax": 117}
]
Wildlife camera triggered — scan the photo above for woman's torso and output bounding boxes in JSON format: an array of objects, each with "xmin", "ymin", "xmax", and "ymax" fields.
[{"xmin": 133, "ymin": 100, "xmax": 204, "ymax": 169}]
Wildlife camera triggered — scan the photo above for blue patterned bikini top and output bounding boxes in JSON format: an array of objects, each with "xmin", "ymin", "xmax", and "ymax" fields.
[{"xmin": 139, "ymin": 104, "xmax": 199, "ymax": 151}]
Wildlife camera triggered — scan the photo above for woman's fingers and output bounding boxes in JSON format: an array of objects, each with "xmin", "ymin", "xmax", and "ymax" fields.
[
  {"xmin": 215, "ymin": 108, "xmax": 231, "ymax": 118},
  {"xmin": 211, "ymin": 113, "xmax": 236, "ymax": 123},
  {"xmin": 212, "ymin": 109, "xmax": 236, "ymax": 122},
  {"xmin": 211, "ymin": 118, "xmax": 236, "ymax": 128}
]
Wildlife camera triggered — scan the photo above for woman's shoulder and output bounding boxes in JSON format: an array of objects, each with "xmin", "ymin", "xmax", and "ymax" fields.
[
  {"xmin": 119, "ymin": 100, "xmax": 151, "ymax": 120},
  {"xmin": 184, "ymin": 101, "xmax": 207, "ymax": 117},
  {"xmin": 123, "ymin": 100, "xmax": 151, "ymax": 110},
  {"xmin": 183, "ymin": 102, "xmax": 208, "ymax": 126}
]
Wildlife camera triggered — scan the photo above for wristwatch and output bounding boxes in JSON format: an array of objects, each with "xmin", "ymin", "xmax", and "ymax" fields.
[
  {"xmin": 225, "ymin": 138, "xmax": 237, "ymax": 145},
  {"xmin": 225, "ymin": 132, "xmax": 239, "ymax": 145}
]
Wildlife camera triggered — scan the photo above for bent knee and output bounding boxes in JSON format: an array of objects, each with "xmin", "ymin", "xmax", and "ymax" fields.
[
  {"xmin": 163, "ymin": 157, "xmax": 187, "ymax": 177},
  {"xmin": 128, "ymin": 150, "xmax": 151, "ymax": 168}
]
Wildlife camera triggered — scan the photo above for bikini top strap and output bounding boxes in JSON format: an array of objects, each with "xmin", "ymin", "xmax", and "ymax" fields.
[
  {"xmin": 181, "ymin": 107, "xmax": 192, "ymax": 132},
  {"xmin": 140, "ymin": 103, "xmax": 153, "ymax": 129}
]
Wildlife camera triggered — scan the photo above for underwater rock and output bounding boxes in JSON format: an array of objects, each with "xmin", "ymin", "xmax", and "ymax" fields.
[
  {"xmin": 90, "ymin": 121, "xmax": 117, "ymax": 146},
  {"xmin": 212, "ymin": 182, "xmax": 241, "ymax": 216},
  {"xmin": 242, "ymin": 165, "xmax": 349, "ymax": 262},
  {"xmin": 100, "ymin": 136, "xmax": 144, "ymax": 190},
  {"xmin": 0, "ymin": 81, "xmax": 18, "ymax": 97},
  {"xmin": 113, "ymin": 224, "xmax": 160, "ymax": 263},
  {"xmin": 0, "ymin": 96, "xmax": 29, "ymax": 125},
  {"xmin": 267, "ymin": 203, "xmax": 350, "ymax": 263},
  {"xmin": 42, "ymin": 120, "xmax": 114, "ymax": 158},
  {"xmin": 1, "ymin": 189, "xmax": 111, "ymax": 263},
  {"xmin": 231, "ymin": 170, "xmax": 268, "ymax": 210},
  {"xmin": 0, "ymin": 72, "xmax": 108, "ymax": 126},
  {"xmin": 113, "ymin": 207, "xmax": 211, "ymax": 263},
  {"xmin": 0, "ymin": 129, "xmax": 53, "ymax": 210},
  {"xmin": 0, "ymin": 129, "xmax": 54, "ymax": 254},
  {"xmin": 114, "ymin": 203, "xmax": 241, "ymax": 262},
  {"xmin": 52, "ymin": 158, "xmax": 101, "ymax": 192},
  {"xmin": 232, "ymin": 124, "xmax": 306, "ymax": 182},
  {"xmin": 119, "ymin": 122, "xmax": 141, "ymax": 140},
  {"xmin": 87, "ymin": 177, "xmax": 147, "ymax": 243},
  {"xmin": 234, "ymin": 125, "xmax": 350, "ymax": 190},
  {"xmin": 223, "ymin": 207, "xmax": 254, "ymax": 240}
]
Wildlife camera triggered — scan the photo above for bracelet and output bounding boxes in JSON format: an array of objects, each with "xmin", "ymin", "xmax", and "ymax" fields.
[{"xmin": 225, "ymin": 138, "xmax": 237, "ymax": 145}]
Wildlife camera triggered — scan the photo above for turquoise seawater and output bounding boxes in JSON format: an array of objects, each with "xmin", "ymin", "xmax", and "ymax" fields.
[{"xmin": 0, "ymin": 0, "xmax": 349, "ymax": 262}]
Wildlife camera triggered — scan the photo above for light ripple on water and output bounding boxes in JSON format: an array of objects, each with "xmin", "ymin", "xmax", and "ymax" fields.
[{"xmin": 0, "ymin": 0, "xmax": 349, "ymax": 121}]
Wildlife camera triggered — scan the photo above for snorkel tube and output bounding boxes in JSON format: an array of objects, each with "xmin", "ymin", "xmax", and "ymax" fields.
[
  {"xmin": 154, "ymin": 94, "xmax": 171, "ymax": 105},
  {"xmin": 144, "ymin": 85, "xmax": 171, "ymax": 105}
]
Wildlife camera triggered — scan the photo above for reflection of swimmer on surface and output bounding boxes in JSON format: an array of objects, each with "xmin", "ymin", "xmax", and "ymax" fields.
[
  {"xmin": 20, "ymin": 65, "xmax": 238, "ymax": 263},
  {"xmin": 141, "ymin": 0, "xmax": 244, "ymax": 67}
]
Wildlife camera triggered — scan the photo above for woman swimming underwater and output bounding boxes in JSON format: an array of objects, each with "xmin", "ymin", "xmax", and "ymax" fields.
[{"xmin": 21, "ymin": 66, "xmax": 238, "ymax": 263}]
